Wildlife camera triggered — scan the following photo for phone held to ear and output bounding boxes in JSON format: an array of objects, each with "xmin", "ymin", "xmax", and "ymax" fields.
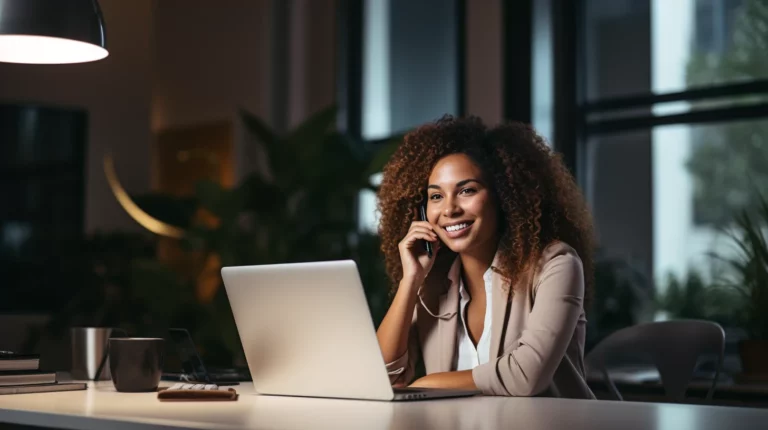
[{"xmin": 419, "ymin": 204, "xmax": 433, "ymax": 258}]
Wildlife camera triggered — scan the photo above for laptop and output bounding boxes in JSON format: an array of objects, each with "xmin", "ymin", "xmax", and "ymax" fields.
[{"xmin": 221, "ymin": 260, "xmax": 479, "ymax": 401}]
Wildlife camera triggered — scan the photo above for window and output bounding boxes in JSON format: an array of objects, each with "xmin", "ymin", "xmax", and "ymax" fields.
[
  {"xmin": 361, "ymin": 0, "xmax": 462, "ymax": 141},
  {"xmin": 579, "ymin": 0, "xmax": 768, "ymax": 291},
  {"xmin": 341, "ymin": 0, "xmax": 465, "ymax": 232},
  {"xmin": 0, "ymin": 105, "xmax": 86, "ymax": 311},
  {"xmin": 584, "ymin": 0, "xmax": 764, "ymax": 100}
]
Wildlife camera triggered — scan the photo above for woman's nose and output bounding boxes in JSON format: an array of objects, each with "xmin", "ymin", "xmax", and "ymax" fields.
[{"xmin": 442, "ymin": 198, "xmax": 462, "ymax": 216}]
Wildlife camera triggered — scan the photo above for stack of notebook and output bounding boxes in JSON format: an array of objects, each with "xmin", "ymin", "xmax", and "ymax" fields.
[{"xmin": 0, "ymin": 351, "xmax": 86, "ymax": 395}]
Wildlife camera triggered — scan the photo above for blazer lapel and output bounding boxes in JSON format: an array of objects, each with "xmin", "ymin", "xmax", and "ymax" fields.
[
  {"xmin": 489, "ymin": 253, "xmax": 511, "ymax": 358},
  {"xmin": 436, "ymin": 257, "xmax": 461, "ymax": 372},
  {"xmin": 432, "ymin": 252, "xmax": 513, "ymax": 370}
]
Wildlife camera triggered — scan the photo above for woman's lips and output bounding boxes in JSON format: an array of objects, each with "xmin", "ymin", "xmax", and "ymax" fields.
[{"xmin": 444, "ymin": 222, "xmax": 473, "ymax": 239}]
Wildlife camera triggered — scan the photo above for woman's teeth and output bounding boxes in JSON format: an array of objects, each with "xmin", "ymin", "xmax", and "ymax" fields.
[{"xmin": 446, "ymin": 223, "xmax": 470, "ymax": 232}]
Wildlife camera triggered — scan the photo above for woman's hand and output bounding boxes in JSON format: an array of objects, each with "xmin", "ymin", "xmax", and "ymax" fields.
[{"xmin": 398, "ymin": 221, "xmax": 440, "ymax": 284}]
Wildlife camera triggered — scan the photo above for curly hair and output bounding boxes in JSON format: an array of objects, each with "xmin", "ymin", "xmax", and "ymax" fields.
[{"xmin": 377, "ymin": 115, "xmax": 594, "ymax": 306}]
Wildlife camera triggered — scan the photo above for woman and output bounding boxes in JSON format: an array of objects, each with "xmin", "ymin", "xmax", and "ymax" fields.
[{"xmin": 375, "ymin": 116, "xmax": 595, "ymax": 398}]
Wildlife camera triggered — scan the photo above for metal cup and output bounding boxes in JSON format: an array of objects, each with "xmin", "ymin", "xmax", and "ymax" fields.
[{"xmin": 70, "ymin": 327, "xmax": 113, "ymax": 380}]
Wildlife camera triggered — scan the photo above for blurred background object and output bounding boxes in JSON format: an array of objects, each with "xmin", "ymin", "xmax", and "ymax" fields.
[{"xmin": 585, "ymin": 320, "xmax": 725, "ymax": 402}]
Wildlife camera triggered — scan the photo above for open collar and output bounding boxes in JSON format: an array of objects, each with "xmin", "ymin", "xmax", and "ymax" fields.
[{"xmin": 434, "ymin": 252, "xmax": 511, "ymax": 369}]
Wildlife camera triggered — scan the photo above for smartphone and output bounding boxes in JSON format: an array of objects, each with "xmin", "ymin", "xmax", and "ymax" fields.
[{"xmin": 419, "ymin": 204, "xmax": 433, "ymax": 258}]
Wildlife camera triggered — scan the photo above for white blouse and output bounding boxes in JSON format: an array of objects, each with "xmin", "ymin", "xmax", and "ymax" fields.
[{"xmin": 455, "ymin": 266, "xmax": 494, "ymax": 371}]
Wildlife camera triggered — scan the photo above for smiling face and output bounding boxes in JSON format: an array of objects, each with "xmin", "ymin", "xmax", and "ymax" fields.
[{"xmin": 426, "ymin": 153, "xmax": 499, "ymax": 255}]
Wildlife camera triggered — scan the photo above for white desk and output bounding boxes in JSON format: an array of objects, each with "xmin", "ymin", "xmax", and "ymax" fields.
[{"xmin": 0, "ymin": 381, "xmax": 767, "ymax": 430}]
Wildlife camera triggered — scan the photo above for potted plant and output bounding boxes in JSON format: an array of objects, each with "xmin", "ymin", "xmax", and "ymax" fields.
[
  {"xmin": 177, "ymin": 106, "xmax": 400, "ymax": 362},
  {"xmin": 654, "ymin": 270, "xmax": 737, "ymax": 326},
  {"xmin": 711, "ymin": 192, "xmax": 768, "ymax": 376}
]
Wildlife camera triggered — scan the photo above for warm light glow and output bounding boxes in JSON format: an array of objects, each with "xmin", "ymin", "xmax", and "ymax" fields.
[
  {"xmin": 0, "ymin": 35, "xmax": 108, "ymax": 64},
  {"xmin": 103, "ymin": 155, "xmax": 187, "ymax": 239}
]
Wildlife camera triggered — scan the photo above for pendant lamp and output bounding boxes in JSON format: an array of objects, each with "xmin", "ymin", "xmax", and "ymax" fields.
[{"xmin": 0, "ymin": 0, "xmax": 108, "ymax": 64}]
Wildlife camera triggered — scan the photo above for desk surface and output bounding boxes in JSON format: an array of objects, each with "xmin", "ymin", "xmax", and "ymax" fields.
[{"xmin": 1, "ymin": 382, "xmax": 768, "ymax": 430}]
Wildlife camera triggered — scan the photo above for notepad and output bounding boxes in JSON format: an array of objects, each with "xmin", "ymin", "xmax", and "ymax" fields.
[
  {"xmin": 0, "ymin": 382, "xmax": 86, "ymax": 395},
  {"xmin": 0, "ymin": 371, "xmax": 56, "ymax": 387},
  {"xmin": 0, "ymin": 352, "xmax": 40, "ymax": 372}
]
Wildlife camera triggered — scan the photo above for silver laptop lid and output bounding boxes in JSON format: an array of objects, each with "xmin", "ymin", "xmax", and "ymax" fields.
[{"xmin": 222, "ymin": 260, "xmax": 395, "ymax": 401}]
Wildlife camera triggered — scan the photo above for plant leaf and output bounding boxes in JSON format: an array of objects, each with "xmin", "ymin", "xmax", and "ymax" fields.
[
  {"xmin": 239, "ymin": 109, "xmax": 298, "ymax": 186},
  {"xmin": 239, "ymin": 108, "xmax": 277, "ymax": 146},
  {"xmin": 285, "ymin": 105, "xmax": 338, "ymax": 151},
  {"xmin": 365, "ymin": 135, "xmax": 402, "ymax": 177}
]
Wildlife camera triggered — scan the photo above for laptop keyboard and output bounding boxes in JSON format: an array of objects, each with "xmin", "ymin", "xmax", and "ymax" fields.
[{"xmin": 393, "ymin": 387, "xmax": 430, "ymax": 393}]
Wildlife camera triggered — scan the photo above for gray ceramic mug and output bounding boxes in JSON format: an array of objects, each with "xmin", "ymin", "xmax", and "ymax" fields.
[{"xmin": 109, "ymin": 338, "xmax": 165, "ymax": 392}]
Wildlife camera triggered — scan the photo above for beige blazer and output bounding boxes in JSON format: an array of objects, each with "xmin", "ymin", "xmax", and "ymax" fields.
[{"xmin": 385, "ymin": 241, "xmax": 595, "ymax": 398}]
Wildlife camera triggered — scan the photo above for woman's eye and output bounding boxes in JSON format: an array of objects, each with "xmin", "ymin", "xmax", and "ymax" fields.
[
  {"xmin": 429, "ymin": 194, "xmax": 442, "ymax": 200},
  {"xmin": 460, "ymin": 188, "xmax": 477, "ymax": 195}
]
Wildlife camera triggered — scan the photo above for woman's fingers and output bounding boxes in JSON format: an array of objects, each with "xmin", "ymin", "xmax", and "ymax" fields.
[
  {"xmin": 403, "ymin": 231, "xmax": 438, "ymax": 246},
  {"xmin": 407, "ymin": 226, "xmax": 438, "ymax": 239},
  {"xmin": 400, "ymin": 237, "xmax": 432, "ymax": 255},
  {"xmin": 408, "ymin": 232, "xmax": 438, "ymax": 243}
]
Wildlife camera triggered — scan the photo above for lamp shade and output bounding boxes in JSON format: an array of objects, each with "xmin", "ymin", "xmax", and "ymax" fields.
[{"xmin": 0, "ymin": 0, "xmax": 107, "ymax": 64}]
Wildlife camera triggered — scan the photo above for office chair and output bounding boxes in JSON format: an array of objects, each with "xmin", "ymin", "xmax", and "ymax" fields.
[{"xmin": 586, "ymin": 320, "xmax": 725, "ymax": 402}]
